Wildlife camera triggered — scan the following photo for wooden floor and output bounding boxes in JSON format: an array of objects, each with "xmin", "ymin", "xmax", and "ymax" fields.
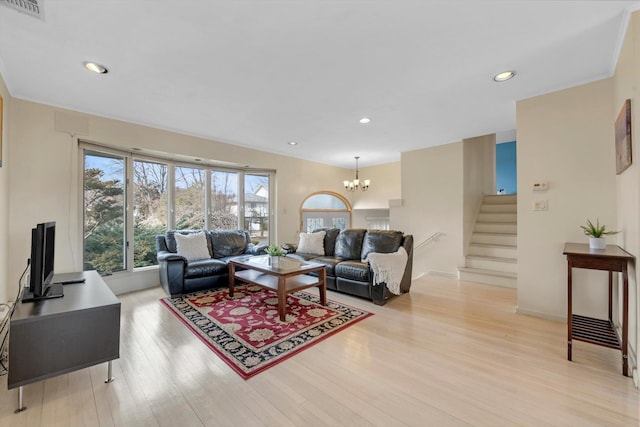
[{"xmin": 0, "ymin": 275, "xmax": 638, "ymax": 426}]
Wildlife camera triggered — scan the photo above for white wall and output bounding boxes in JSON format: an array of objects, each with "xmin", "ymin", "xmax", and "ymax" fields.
[
  {"xmin": 393, "ymin": 142, "xmax": 464, "ymax": 277},
  {"xmin": 0, "ymin": 74, "xmax": 10, "ymax": 303},
  {"xmin": 5, "ymin": 99, "xmax": 357, "ymax": 296},
  {"xmin": 516, "ymin": 78, "xmax": 617, "ymax": 321},
  {"xmin": 612, "ymin": 9, "xmax": 639, "ymax": 384},
  {"xmin": 462, "ymin": 134, "xmax": 496, "ymax": 252}
]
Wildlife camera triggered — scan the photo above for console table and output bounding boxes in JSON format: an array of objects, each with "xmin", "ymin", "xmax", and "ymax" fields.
[
  {"xmin": 563, "ymin": 243, "xmax": 634, "ymax": 376},
  {"xmin": 8, "ymin": 270, "xmax": 120, "ymax": 411}
]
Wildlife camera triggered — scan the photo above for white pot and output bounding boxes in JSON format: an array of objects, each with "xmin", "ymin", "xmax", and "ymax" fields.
[
  {"xmin": 589, "ymin": 237, "xmax": 606, "ymax": 250},
  {"xmin": 269, "ymin": 255, "xmax": 280, "ymax": 267}
]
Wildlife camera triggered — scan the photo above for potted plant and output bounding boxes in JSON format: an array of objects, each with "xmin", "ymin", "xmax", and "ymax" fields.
[
  {"xmin": 580, "ymin": 218, "xmax": 618, "ymax": 249},
  {"xmin": 265, "ymin": 244, "xmax": 285, "ymax": 266}
]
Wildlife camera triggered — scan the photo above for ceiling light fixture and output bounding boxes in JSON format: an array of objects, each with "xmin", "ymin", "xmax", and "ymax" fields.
[
  {"xmin": 288, "ymin": 141, "xmax": 298, "ymax": 146},
  {"xmin": 83, "ymin": 61, "xmax": 108, "ymax": 74},
  {"xmin": 493, "ymin": 71, "xmax": 515, "ymax": 82},
  {"xmin": 359, "ymin": 117, "xmax": 371, "ymax": 124},
  {"xmin": 343, "ymin": 156, "xmax": 370, "ymax": 192}
]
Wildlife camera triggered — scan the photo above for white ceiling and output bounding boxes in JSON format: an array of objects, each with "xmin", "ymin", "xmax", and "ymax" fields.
[{"xmin": 1, "ymin": 1, "xmax": 639, "ymax": 168}]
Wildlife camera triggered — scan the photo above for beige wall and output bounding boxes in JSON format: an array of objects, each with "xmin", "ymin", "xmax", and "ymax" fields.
[
  {"xmin": 517, "ymin": 79, "xmax": 617, "ymax": 321},
  {"xmin": 350, "ymin": 161, "xmax": 401, "ymax": 229},
  {"xmin": 462, "ymin": 134, "xmax": 496, "ymax": 251},
  {"xmin": 612, "ymin": 10, "xmax": 639, "ymax": 383},
  {"xmin": 394, "ymin": 142, "xmax": 464, "ymax": 277},
  {"xmin": 5, "ymin": 99, "xmax": 363, "ymax": 295},
  {"xmin": 0, "ymin": 74, "xmax": 9, "ymax": 303}
]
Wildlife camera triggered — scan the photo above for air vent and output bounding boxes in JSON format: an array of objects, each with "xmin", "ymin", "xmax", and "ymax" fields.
[{"xmin": 0, "ymin": 0, "xmax": 45, "ymax": 20}]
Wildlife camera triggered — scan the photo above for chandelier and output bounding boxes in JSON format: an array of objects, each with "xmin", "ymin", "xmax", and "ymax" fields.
[{"xmin": 343, "ymin": 156, "xmax": 370, "ymax": 192}]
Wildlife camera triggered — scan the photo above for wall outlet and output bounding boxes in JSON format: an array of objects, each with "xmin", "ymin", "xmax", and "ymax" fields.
[{"xmin": 533, "ymin": 200, "xmax": 548, "ymax": 211}]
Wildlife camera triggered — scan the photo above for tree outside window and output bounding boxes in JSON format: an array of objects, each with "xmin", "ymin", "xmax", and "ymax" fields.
[
  {"xmin": 83, "ymin": 153, "xmax": 126, "ymax": 273},
  {"xmin": 133, "ymin": 160, "xmax": 168, "ymax": 267}
]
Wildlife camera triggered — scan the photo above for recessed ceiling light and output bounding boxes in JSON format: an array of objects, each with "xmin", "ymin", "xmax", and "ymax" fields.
[
  {"xmin": 359, "ymin": 117, "xmax": 371, "ymax": 124},
  {"xmin": 83, "ymin": 61, "xmax": 108, "ymax": 74},
  {"xmin": 288, "ymin": 141, "xmax": 298, "ymax": 146},
  {"xmin": 493, "ymin": 71, "xmax": 515, "ymax": 82}
]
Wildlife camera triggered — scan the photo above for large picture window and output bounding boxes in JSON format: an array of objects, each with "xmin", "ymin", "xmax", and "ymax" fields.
[
  {"xmin": 175, "ymin": 166, "xmax": 205, "ymax": 230},
  {"xmin": 210, "ymin": 171, "xmax": 238, "ymax": 229},
  {"xmin": 83, "ymin": 151, "xmax": 126, "ymax": 273},
  {"xmin": 133, "ymin": 160, "xmax": 168, "ymax": 267},
  {"xmin": 245, "ymin": 173, "xmax": 270, "ymax": 245},
  {"xmin": 81, "ymin": 143, "xmax": 274, "ymax": 274}
]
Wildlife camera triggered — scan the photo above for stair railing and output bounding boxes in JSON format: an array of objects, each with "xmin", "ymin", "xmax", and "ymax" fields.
[{"xmin": 415, "ymin": 231, "xmax": 442, "ymax": 250}]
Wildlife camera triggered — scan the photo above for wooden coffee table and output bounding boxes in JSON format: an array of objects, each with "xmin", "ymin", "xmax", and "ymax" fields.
[{"xmin": 228, "ymin": 255, "xmax": 327, "ymax": 321}]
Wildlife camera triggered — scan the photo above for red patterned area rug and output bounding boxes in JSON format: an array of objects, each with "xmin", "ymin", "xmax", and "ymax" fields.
[{"xmin": 160, "ymin": 284, "xmax": 373, "ymax": 379}]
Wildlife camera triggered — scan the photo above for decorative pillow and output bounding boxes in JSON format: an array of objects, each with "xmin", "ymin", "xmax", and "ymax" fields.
[
  {"xmin": 297, "ymin": 231, "xmax": 326, "ymax": 255},
  {"xmin": 174, "ymin": 231, "xmax": 211, "ymax": 261}
]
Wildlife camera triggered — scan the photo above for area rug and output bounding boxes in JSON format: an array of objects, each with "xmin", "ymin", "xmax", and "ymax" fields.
[{"xmin": 160, "ymin": 285, "xmax": 373, "ymax": 379}]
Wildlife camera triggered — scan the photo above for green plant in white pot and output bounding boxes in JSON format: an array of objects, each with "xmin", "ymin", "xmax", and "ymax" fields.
[
  {"xmin": 265, "ymin": 244, "xmax": 284, "ymax": 257},
  {"xmin": 265, "ymin": 244, "xmax": 285, "ymax": 266},
  {"xmin": 580, "ymin": 219, "xmax": 618, "ymax": 249}
]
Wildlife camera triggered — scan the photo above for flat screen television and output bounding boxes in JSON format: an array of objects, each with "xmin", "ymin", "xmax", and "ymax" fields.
[{"xmin": 22, "ymin": 221, "xmax": 64, "ymax": 302}]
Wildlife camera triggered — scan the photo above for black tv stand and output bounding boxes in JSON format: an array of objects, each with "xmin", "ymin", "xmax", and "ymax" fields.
[{"xmin": 21, "ymin": 283, "xmax": 64, "ymax": 303}]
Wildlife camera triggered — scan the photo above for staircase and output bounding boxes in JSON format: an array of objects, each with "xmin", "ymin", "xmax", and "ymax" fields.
[{"xmin": 458, "ymin": 194, "xmax": 517, "ymax": 288}]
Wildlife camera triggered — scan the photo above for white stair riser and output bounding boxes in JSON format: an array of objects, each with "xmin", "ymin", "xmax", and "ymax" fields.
[
  {"xmin": 484, "ymin": 195, "xmax": 517, "ymax": 205},
  {"xmin": 477, "ymin": 213, "xmax": 517, "ymax": 223},
  {"xmin": 471, "ymin": 233, "xmax": 517, "ymax": 245},
  {"xmin": 468, "ymin": 245, "xmax": 517, "ymax": 258},
  {"xmin": 474, "ymin": 223, "xmax": 518, "ymax": 234},
  {"xmin": 481, "ymin": 204, "xmax": 517, "ymax": 213},
  {"xmin": 459, "ymin": 270, "xmax": 517, "ymax": 288},
  {"xmin": 466, "ymin": 257, "xmax": 518, "ymax": 273}
]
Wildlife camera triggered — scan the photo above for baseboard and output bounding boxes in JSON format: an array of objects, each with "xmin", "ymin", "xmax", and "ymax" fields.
[
  {"xmin": 428, "ymin": 270, "xmax": 458, "ymax": 278},
  {"xmin": 103, "ymin": 268, "xmax": 160, "ymax": 295},
  {"xmin": 628, "ymin": 346, "xmax": 638, "ymax": 389},
  {"xmin": 515, "ymin": 306, "xmax": 565, "ymax": 323}
]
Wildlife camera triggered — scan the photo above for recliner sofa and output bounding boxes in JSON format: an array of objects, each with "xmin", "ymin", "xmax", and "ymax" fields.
[
  {"xmin": 156, "ymin": 229, "xmax": 266, "ymax": 297},
  {"xmin": 285, "ymin": 228, "xmax": 413, "ymax": 305}
]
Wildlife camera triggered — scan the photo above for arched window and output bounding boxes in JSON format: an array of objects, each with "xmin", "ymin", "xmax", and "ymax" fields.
[{"xmin": 300, "ymin": 191, "xmax": 352, "ymax": 232}]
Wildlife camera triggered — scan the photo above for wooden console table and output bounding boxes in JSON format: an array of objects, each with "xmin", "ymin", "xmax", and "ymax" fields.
[
  {"xmin": 563, "ymin": 243, "xmax": 634, "ymax": 376},
  {"xmin": 8, "ymin": 270, "xmax": 121, "ymax": 411}
]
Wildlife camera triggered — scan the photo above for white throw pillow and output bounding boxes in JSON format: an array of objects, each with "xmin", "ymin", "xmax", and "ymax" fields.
[
  {"xmin": 297, "ymin": 231, "xmax": 326, "ymax": 255},
  {"xmin": 174, "ymin": 232, "xmax": 210, "ymax": 261}
]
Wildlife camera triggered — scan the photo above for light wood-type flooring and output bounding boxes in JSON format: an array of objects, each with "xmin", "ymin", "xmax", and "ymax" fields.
[{"xmin": 0, "ymin": 275, "xmax": 638, "ymax": 426}]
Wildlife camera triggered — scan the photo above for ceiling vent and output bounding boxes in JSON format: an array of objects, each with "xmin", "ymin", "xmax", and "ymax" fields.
[{"xmin": 0, "ymin": 0, "xmax": 45, "ymax": 20}]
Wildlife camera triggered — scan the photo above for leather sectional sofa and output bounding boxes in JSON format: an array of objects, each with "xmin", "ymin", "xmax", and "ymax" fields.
[
  {"xmin": 156, "ymin": 229, "xmax": 266, "ymax": 297},
  {"xmin": 285, "ymin": 228, "xmax": 413, "ymax": 305}
]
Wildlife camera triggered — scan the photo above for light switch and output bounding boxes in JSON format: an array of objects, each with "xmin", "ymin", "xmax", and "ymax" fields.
[{"xmin": 533, "ymin": 200, "xmax": 548, "ymax": 211}]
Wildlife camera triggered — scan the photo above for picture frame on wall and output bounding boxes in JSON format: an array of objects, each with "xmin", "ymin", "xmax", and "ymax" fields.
[{"xmin": 615, "ymin": 98, "xmax": 632, "ymax": 175}]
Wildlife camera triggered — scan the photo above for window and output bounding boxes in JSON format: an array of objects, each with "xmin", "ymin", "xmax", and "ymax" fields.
[
  {"xmin": 210, "ymin": 171, "xmax": 238, "ymax": 229},
  {"xmin": 244, "ymin": 173, "xmax": 270, "ymax": 245},
  {"xmin": 83, "ymin": 151, "xmax": 126, "ymax": 273},
  {"xmin": 133, "ymin": 160, "xmax": 168, "ymax": 267},
  {"xmin": 300, "ymin": 191, "xmax": 351, "ymax": 232},
  {"xmin": 174, "ymin": 166, "xmax": 205, "ymax": 230},
  {"xmin": 81, "ymin": 143, "xmax": 274, "ymax": 274}
]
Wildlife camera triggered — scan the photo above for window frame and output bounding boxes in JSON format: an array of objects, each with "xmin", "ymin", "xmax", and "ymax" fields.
[
  {"xmin": 299, "ymin": 191, "xmax": 352, "ymax": 232},
  {"xmin": 80, "ymin": 141, "xmax": 275, "ymax": 274}
]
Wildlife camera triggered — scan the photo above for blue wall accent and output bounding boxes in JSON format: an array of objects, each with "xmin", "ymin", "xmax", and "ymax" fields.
[{"xmin": 496, "ymin": 141, "xmax": 517, "ymax": 194}]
